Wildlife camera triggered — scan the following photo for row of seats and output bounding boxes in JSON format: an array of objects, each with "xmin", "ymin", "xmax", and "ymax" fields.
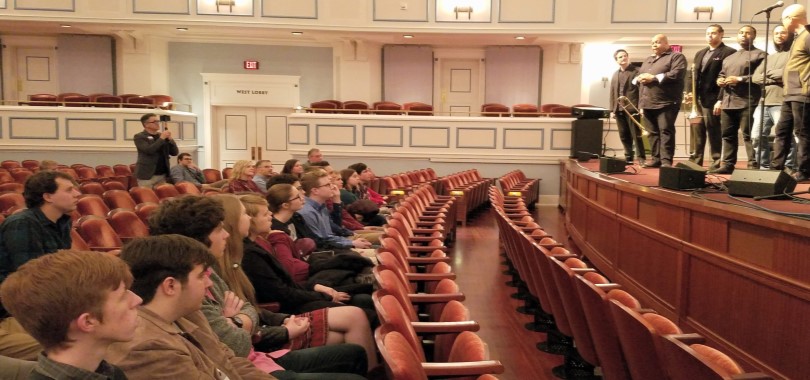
[
  {"xmin": 309, "ymin": 100, "xmax": 434, "ymax": 116},
  {"xmin": 381, "ymin": 169, "xmax": 442, "ymax": 200},
  {"xmin": 497, "ymin": 170, "xmax": 540, "ymax": 208},
  {"xmin": 439, "ymin": 170, "xmax": 493, "ymax": 226},
  {"xmin": 491, "ymin": 186, "xmax": 772, "ymax": 380},
  {"xmin": 20, "ymin": 93, "xmax": 173, "ymax": 109},
  {"xmin": 482, "ymin": 103, "xmax": 596, "ymax": 117},
  {"xmin": 373, "ymin": 185, "xmax": 503, "ymax": 379}
]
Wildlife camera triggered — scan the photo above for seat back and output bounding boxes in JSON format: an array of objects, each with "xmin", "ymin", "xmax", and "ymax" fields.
[
  {"xmin": 123, "ymin": 96, "xmax": 156, "ymax": 108},
  {"xmin": 573, "ymin": 274, "xmax": 632, "ymax": 380},
  {"xmin": 175, "ymin": 181, "xmax": 202, "ymax": 195},
  {"xmin": 512, "ymin": 103, "xmax": 539, "ymax": 117},
  {"xmin": 108, "ymin": 208, "xmax": 150, "ymax": 241},
  {"xmin": 0, "ymin": 183, "xmax": 24, "ymax": 193},
  {"xmin": 154, "ymin": 183, "xmax": 180, "ymax": 200},
  {"xmin": 374, "ymin": 293, "xmax": 427, "ymax": 360},
  {"xmin": 135, "ymin": 202, "xmax": 159, "ymax": 225},
  {"xmin": 113, "ymin": 164, "xmax": 133, "ymax": 176},
  {"xmin": 548, "ymin": 257, "xmax": 599, "ymax": 365},
  {"xmin": 21, "ymin": 160, "xmax": 40, "ymax": 171},
  {"xmin": 62, "ymin": 94, "xmax": 90, "ymax": 107},
  {"xmin": 11, "ymin": 170, "xmax": 33, "ymax": 184},
  {"xmin": 342, "ymin": 100, "xmax": 369, "ymax": 114},
  {"xmin": 374, "ymin": 101, "xmax": 403, "ymax": 115},
  {"xmin": 609, "ymin": 298, "xmax": 679, "ymax": 380},
  {"xmin": 130, "ymin": 186, "xmax": 160, "ymax": 204},
  {"xmin": 76, "ymin": 195, "xmax": 111, "ymax": 217},
  {"xmin": 0, "ymin": 192, "xmax": 25, "ymax": 215},
  {"xmin": 147, "ymin": 94, "xmax": 173, "ymax": 110},
  {"xmin": 482, "ymin": 104, "xmax": 509, "ymax": 117},
  {"xmin": 310, "ymin": 101, "xmax": 339, "ymax": 113},
  {"xmin": 203, "ymin": 168, "xmax": 223, "ymax": 183},
  {"xmin": 103, "ymin": 189, "xmax": 137, "ymax": 210},
  {"xmin": 95, "ymin": 165, "xmax": 115, "ymax": 178},
  {"xmin": 75, "ymin": 215, "xmax": 123, "ymax": 250},
  {"xmin": 26, "ymin": 93, "xmax": 57, "ymax": 106},
  {"xmin": 222, "ymin": 167, "xmax": 233, "ymax": 180},
  {"xmin": 376, "ymin": 328, "xmax": 429, "ymax": 380},
  {"xmin": 79, "ymin": 182, "xmax": 106, "ymax": 196},
  {"xmin": 93, "ymin": 95, "xmax": 123, "ymax": 107}
]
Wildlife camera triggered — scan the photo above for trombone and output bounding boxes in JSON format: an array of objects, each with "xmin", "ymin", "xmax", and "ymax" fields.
[
  {"xmin": 617, "ymin": 96, "xmax": 650, "ymax": 137},
  {"xmin": 684, "ymin": 63, "xmax": 703, "ymax": 125}
]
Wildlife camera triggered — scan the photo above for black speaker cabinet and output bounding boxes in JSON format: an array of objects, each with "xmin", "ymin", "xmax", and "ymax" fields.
[
  {"xmin": 599, "ymin": 157, "xmax": 627, "ymax": 174},
  {"xmin": 659, "ymin": 166, "xmax": 707, "ymax": 190},
  {"xmin": 569, "ymin": 119, "xmax": 603, "ymax": 158},
  {"xmin": 727, "ymin": 169, "xmax": 797, "ymax": 197},
  {"xmin": 675, "ymin": 161, "xmax": 706, "ymax": 172}
]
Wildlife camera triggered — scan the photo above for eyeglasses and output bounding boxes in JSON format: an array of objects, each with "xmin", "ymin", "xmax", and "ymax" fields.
[
  {"xmin": 287, "ymin": 193, "xmax": 304, "ymax": 202},
  {"xmin": 146, "ymin": 121, "xmax": 160, "ymax": 125},
  {"xmin": 316, "ymin": 183, "xmax": 332, "ymax": 188}
]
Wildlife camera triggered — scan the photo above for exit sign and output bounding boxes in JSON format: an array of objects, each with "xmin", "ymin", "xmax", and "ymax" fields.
[{"xmin": 244, "ymin": 60, "xmax": 259, "ymax": 70}]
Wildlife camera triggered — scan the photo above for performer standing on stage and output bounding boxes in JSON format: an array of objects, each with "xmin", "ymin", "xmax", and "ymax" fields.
[
  {"xmin": 689, "ymin": 25, "xmax": 736, "ymax": 169},
  {"xmin": 772, "ymin": 4, "xmax": 810, "ymax": 182},
  {"xmin": 610, "ymin": 49, "xmax": 646, "ymax": 165},
  {"xmin": 635, "ymin": 34, "xmax": 687, "ymax": 168},
  {"xmin": 752, "ymin": 25, "xmax": 793, "ymax": 171},
  {"xmin": 711, "ymin": 26, "xmax": 766, "ymax": 174}
]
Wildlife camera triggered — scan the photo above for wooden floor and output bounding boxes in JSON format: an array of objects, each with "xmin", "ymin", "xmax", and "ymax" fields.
[{"xmin": 447, "ymin": 205, "xmax": 569, "ymax": 380}]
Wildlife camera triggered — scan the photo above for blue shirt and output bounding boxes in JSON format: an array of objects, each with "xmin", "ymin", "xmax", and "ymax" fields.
[{"xmin": 298, "ymin": 197, "xmax": 353, "ymax": 248}]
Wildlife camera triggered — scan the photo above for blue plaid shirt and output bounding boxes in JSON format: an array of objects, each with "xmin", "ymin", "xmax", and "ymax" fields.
[{"xmin": 298, "ymin": 197, "xmax": 353, "ymax": 249}]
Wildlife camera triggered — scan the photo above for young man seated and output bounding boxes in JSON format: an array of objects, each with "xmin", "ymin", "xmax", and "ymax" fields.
[
  {"xmin": 107, "ymin": 235, "xmax": 275, "ymax": 379},
  {"xmin": 0, "ymin": 250, "xmax": 141, "ymax": 379}
]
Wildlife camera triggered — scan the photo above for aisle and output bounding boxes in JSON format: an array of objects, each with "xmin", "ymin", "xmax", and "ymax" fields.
[{"xmin": 447, "ymin": 205, "xmax": 569, "ymax": 380}]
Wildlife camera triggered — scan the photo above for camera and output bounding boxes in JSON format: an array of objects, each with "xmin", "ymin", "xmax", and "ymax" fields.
[{"xmin": 160, "ymin": 115, "xmax": 171, "ymax": 122}]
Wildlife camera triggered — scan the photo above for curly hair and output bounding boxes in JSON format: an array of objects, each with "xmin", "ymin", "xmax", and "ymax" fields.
[{"xmin": 23, "ymin": 171, "xmax": 75, "ymax": 209}]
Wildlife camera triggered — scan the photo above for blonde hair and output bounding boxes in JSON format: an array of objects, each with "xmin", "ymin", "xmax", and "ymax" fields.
[
  {"xmin": 238, "ymin": 194, "xmax": 269, "ymax": 236},
  {"xmin": 230, "ymin": 160, "xmax": 255, "ymax": 182},
  {"xmin": 213, "ymin": 194, "xmax": 257, "ymax": 306}
]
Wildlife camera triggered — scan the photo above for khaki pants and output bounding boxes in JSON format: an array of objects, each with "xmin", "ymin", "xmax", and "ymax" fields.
[
  {"xmin": 0, "ymin": 317, "xmax": 40, "ymax": 360},
  {"xmin": 352, "ymin": 230, "xmax": 382, "ymax": 245}
]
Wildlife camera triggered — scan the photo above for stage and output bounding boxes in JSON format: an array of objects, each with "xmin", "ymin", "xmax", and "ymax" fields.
[{"xmin": 562, "ymin": 159, "xmax": 810, "ymax": 380}]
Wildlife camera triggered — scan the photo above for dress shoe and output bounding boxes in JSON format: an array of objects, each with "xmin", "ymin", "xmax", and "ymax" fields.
[
  {"xmin": 747, "ymin": 162, "xmax": 760, "ymax": 169},
  {"xmin": 642, "ymin": 161, "xmax": 662, "ymax": 168},
  {"xmin": 792, "ymin": 172, "xmax": 810, "ymax": 183},
  {"xmin": 662, "ymin": 163, "xmax": 672, "ymax": 168},
  {"xmin": 709, "ymin": 165, "xmax": 734, "ymax": 174}
]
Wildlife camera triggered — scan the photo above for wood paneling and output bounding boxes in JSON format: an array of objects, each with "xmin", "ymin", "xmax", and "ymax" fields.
[{"xmin": 563, "ymin": 160, "xmax": 810, "ymax": 380}]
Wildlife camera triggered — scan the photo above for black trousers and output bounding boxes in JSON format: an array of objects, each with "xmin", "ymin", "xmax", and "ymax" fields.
[
  {"xmin": 720, "ymin": 106, "xmax": 755, "ymax": 167},
  {"xmin": 691, "ymin": 103, "xmax": 722, "ymax": 167},
  {"xmin": 272, "ymin": 343, "xmax": 368, "ymax": 380},
  {"xmin": 615, "ymin": 111, "xmax": 646, "ymax": 161},
  {"xmin": 772, "ymin": 101, "xmax": 810, "ymax": 174},
  {"xmin": 643, "ymin": 104, "xmax": 679, "ymax": 165}
]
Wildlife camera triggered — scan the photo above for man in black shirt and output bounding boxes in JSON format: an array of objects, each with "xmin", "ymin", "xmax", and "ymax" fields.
[{"xmin": 610, "ymin": 49, "xmax": 646, "ymax": 164}]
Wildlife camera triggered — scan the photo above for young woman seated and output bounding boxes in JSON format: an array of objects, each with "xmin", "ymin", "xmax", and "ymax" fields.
[{"xmin": 227, "ymin": 160, "xmax": 265, "ymax": 194}]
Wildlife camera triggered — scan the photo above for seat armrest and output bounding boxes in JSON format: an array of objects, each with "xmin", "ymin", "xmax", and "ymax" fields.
[
  {"xmin": 406, "ymin": 273, "xmax": 457, "ymax": 281},
  {"xmin": 406, "ymin": 256, "xmax": 452, "ymax": 264},
  {"xmin": 667, "ymin": 333, "xmax": 704, "ymax": 345},
  {"xmin": 407, "ymin": 292, "xmax": 465, "ymax": 303},
  {"xmin": 422, "ymin": 361, "xmax": 505, "ymax": 377},
  {"xmin": 411, "ymin": 321, "xmax": 479, "ymax": 333}
]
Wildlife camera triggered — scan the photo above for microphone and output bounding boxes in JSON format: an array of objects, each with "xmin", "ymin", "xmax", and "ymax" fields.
[{"xmin": 754, "ymin": 1, "xmax": 784, "ymax": 15}]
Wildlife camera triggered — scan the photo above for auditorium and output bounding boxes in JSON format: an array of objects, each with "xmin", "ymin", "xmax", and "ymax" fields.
[{"xmin": 0, "ymin": 1, "xmax": 808, "ymax": 379}]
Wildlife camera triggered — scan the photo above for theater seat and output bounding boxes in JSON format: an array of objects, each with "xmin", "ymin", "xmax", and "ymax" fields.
[
  {"xmin": 203, "ymin": 168, "xmax": 223, "ymax": 183},
  {"xmin": 108, "ymin": 208, "xmax": 150, "ymax": 242},
  {"xmin": 79, "ymin": 182, "xmax": 106, "ymax": 196},
  {"xmin": 154, "ymin": 183, "xmax": 180, "ymax": 200},
  {"xmin": 62, "ymin": 94, "xmax": 90, "ymax": 107},
  {"xmin": 310, "ymin": 101, "xmax": 339, "ymax": 113},
  {"xmin": 74, "ymin": 215, "xmax": 123, "ymax": 251},
  {"xmin": 147, "ymin": 94, "xmax": 173, "ymax": 110},
  {"xmin": 512, "ymin": 104, "xmax": 539, "ymax": 117},
  {"xmin": 123, "ymin": 96, "xmax": 156, "ymax": 108},
  {"xmin": 175, "ymin": 181, "xmax": 202, "ymax": 195},
  {"xmin": 0, "ymin": 183, "xmax": 24, "ymax": 193},
  {"xmin": 103, "ymin": 189, "xmax": 137, "ymax": 210},
  {"xmin": 76, "ymin": 195, "xmax": 111, "ymax": 217},
  {"xmin": 374, "ymin": 101, "xmax": 403, "ymax": 115},
  {"xmin": 24, "ymin": 93, "xmax": 57, "ymax": 106},
  {"xmin": 404, "ymin": 102, "xmax": 433, "ymax": 116},
  {"xmin": 135, "ymin": 202, "xmax": 159, "ymax": 225},
  {"xmin": 129, "ymin": 187, "xmax": 160, "ymax": 204},
  {"xmin": 0, "ymin": 192, "xmax": 25, "ymax": 215},
  {"xmin": 342, "ymin": 100, "xmax": 369, "ymax": 114},
  {"xmin": 481, "ymin": 104, "xmax": 509, "ymax": 117},
  {"xmin": 93, "ymin": 95, "xmax": 123, "ymax": 108},
  {"xmin": 656, "ymin": 334, "xmax": 772, "ymax": 380}
]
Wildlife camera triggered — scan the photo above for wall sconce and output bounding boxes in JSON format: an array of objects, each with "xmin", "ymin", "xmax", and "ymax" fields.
[
  {"xmin": 216, "ymin": 0, "xmax": 235, "ymax": 13},
  {"xmin": 454, "ymin": 6, "xmax": 473, "ymax": 19},
  {"xmin": 693, "ymin": 6, "xmax": 714, "ymax": 20}
]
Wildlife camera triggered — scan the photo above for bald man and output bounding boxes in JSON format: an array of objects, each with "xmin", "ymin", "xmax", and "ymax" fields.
[
  {"xmin": 635, "ymin": 34, "xmax": 688, "ymax": 168},
  {"xmin": 772, "ymin": 4, "xmax": 810, "ymax": 182}
]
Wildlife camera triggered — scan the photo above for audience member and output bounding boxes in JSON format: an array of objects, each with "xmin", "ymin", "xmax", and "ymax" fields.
[
  {"xmin": 281, "ymin": 159, "xmax": 304, "ymax": 179},
  {"xmin": 266, "ymin": 174, "xmax": 301, "ymax": 192},
  {"xmin": 1, "ymin": 171, "xmax": 80, "ymax": 360},
  {"xmin": 147, "ymin": 196, "xmax": 372, "ymax": 377},
  {"xmin": 0, "ymin": 250, "xmax": 140, "ymax": 379},
  {"xmin": 38, "ymin": 160, "xmax": 58, "ymax": 172},
  {"xmin": 170, "ymin": 153, "xmax": 206, "ymax": 186},
  {"xmin": 266, "ymin": 181, "xmax": 318, "ymax": 259},
  {"xmin": 347, "ymin": 163, "xmax": 385, "ymax": 206},
  {"xmin": 303, "ymin": 149, "xmax": 323, "ymax": 170},
  {"xmin": 339, "ymin": 169, "xmax": 361, "ymax": 206},
  {"xmin": 328, "ymin": 173, "xmax": 384, "ymax": 237},
  {"xmin": 107, "ymin": 235, "xmax": 273, "ymax": 379},
  {"xmin": 252, "ymin": 160, "xmax": 275, "ymax": 192},
  {"xmin": 228, "ymin": 160, "xmax": 265, "ymax": 194},
  {"xmin": 134, "ymin": 113, "xmax": 178, "ymax": 187},
  {"xmin": 298, "ymin": 171, "xmax": 372, "ymax": 251}
]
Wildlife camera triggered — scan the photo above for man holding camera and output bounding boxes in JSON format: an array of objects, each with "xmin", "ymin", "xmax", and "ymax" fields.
[{"xmin": 134, "ymin": 113, "xmax": 178, "ymax": 187}]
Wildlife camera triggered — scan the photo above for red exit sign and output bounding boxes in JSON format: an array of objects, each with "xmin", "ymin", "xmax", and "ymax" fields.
[{"xmin": 244, "ymin": 60, "xmax": 259, "ymax": 70}]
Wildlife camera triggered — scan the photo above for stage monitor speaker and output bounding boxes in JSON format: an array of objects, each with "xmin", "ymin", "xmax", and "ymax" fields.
[
  {"xmin": 675, "ymin": 161, "xmax": 706, "ymax": 172},
  {"xmin": 727, "ymin": 169, "xmax": 796, "ymax": 197},
  {"xmin": 659, "ymin": 166, "xmax": 706, "ymax": 190},
  {"xmin": 599, "ymin": 157, "xmax": 627, "ymax": 174},
  {"xmin": 572, "ymin": 106, "xmax": 610, "ymax": 119},
  {"xmin": 569, "ymin": 119, "xmax": 603, "ymax": 158}
]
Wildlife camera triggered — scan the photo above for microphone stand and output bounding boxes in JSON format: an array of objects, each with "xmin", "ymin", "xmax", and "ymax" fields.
[{"xmin": 755, "ymin": 8, "xmax": 773, "ymax": 172}]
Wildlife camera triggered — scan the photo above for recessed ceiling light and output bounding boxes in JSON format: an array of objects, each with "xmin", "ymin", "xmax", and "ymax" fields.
[
  {"xmin": 403, "ymin": 35, "xmax": 414, "ymax": 39},
  {"xmin": 515, "ymin": 36, "xmax": 525, "ymax": 40},
  {"xmin": 292, "ymin": 31, "xmax": 303, "ymax": 36},
  {"xmin": 60, "ymin": 24, "xmax": 72, "ymax": 28},
  {"xmin": 176, "ymin": 27, "xmax": 188, "ymax": 31}
]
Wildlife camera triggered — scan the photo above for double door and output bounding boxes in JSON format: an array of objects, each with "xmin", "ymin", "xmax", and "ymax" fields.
[{"xmin": 213, "ymin": 106, "xmax": 288, "ymax": 168}]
